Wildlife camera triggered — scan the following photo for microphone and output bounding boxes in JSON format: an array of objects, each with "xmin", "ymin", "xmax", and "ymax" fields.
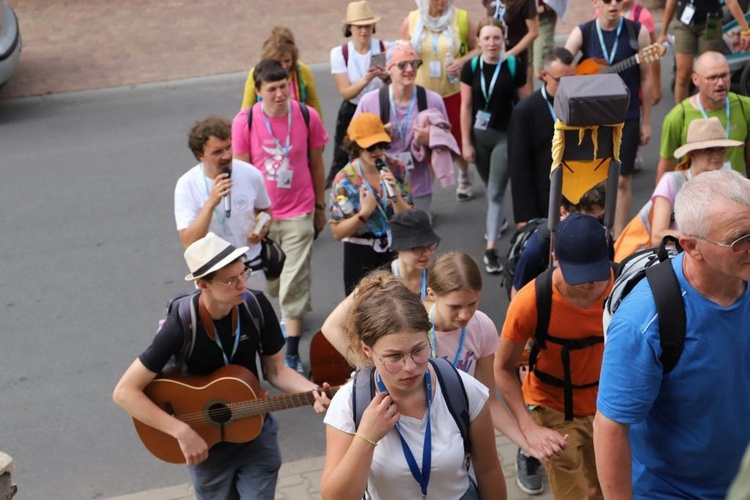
[
  {"xmin": 221, "ymin": 166, "xmax": 231, "ymax": 218},
  {"xmin": 375, "ymin": 158, "xmax": 396, "ymax": 199}
]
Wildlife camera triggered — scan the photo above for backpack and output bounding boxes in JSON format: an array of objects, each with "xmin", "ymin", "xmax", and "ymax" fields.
[
  {"xmin": 501, "ymin": 218, "xmax": 550, "ymax": 299},
  {"xmin": 352, "ymin": 357, "xmax": 472, "ymax": 458},
  {"xmin": 161, "ymin": 289, "xmax": 265, "ymax": 375},
  {"xmin": 377, "ymin": 85, "xmax": 428, "ymax": 125},
  {"xmin": 470, "ymin": 54, "xmax": 517, "ymax": 80},
  {"xmin": 603, "ymin": 235, "xmax": 686, "ymax": 374},
  {"xmin": 341, "ymin": 40, "xmax": 386, "ymax": 66}
]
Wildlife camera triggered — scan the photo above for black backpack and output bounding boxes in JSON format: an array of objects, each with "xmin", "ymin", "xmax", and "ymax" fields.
[
  {"xmin": 501, "ymin": 218, "xmax": 550, "ymax": 299},
  {"xmin": 161, "ymin": 289, "xmax": 265, "ymax": 375},
  {"xmin": 247, "ymin": 101, "xmax": 310, "ymax": 145},
  {"xmin": 352, "ymin": 357, "xmax": 472, "ymax": 459}
]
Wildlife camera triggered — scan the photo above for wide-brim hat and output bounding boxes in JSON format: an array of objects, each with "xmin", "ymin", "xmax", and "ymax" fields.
[
  {"xmin": 348, "ymin": 112, "xmax": 392, "ymax": 149},
  {"xmin": 673, "ymin": 117, "xmax": 743, "ymax": 158},
  {"xmin": 184, "ymin": 232, "xmax": 248, "ymax": 281},
  {"xmin": 390, "ymin": 209, "xmax": 441, "ymax": 251},
  {"xmin": 343, "ymin": 1, "xmax": 381, "ymax": 25},
  {"xmin": 554, "ymin": 214, "xmax": 611, "ymax": 286}
]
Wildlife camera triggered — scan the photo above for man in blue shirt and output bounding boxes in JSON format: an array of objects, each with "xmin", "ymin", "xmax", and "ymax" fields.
[{"xmin": 595, "ymin": 170, "xmax": 750, "ymax": 499}]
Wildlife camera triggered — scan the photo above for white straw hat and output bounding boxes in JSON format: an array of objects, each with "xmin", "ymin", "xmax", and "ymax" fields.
[
  {"xmin": 184, "ymin": 232, "xmax": 248, "ymax": 281},
  {"xmin": 673, "ymin": 117, "xmax": 743, "ymax": 158}
]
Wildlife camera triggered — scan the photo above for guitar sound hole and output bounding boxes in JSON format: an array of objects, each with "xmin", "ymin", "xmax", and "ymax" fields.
[{"xmin": 207, "ymin": 403, "xmax": 232, "ymax": 424}]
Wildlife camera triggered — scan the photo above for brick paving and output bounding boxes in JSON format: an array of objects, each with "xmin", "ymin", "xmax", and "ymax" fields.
[{"xmin": 1, "ymin": 0, "xmax": 663, "ymax": 100}]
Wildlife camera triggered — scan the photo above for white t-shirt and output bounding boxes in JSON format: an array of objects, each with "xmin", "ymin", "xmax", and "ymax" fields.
[
  {"xmin": 324, "ymin": 368, "xmax": 489, "ymax": 500},
  {"xmin": 434, "ymin": 310, "xmax": 499, "ymax": 377},
  {"xmin": 174, "ymin": 159, "xmax": 271, "ymax": 263},
  {"xmin": 330, "ymin": 39, "xmax": 387, "ymax": 105}
]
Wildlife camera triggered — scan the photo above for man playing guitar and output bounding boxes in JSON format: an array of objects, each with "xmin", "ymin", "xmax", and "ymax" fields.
[
  {"xmin": 113, "ymin": 233, "xmax": 330, "ymax": 499},
  {"xmin": 565, "ymin": 0, "xmax": 653, "ymax": 240}
]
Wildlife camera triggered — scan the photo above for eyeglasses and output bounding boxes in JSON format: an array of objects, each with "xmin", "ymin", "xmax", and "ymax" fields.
[
  {"xmin": 352, "ymin": 24, "xmax": 374, "ymax": 30},
  {"xmin": 692, "ymin": 233, "xmax": 750, "ymax": 252},
  {"xmin": 373, "ymin": 344, "xmax": 432, "ymax": 373},
  {"xmin": 409, "ymin": 242, "xmax": 439, "ymax": 255},
  {"xmin": 547, "ymin": 74, "xmax": 562, "ymax": 83},
  {"xmin": 365, "ymin": 142, "xmax": 390, "ymax": 152},
  {"xmin": 211, "ymin": 267, "xmax": 252, "ymax": 288},
  {"xmin": 397, "ymin": 60, "xmax": 423, "ymax": 71},
  {"xmin": 696, "ymin": 72, "xmax": 731, "ymax": 84}
]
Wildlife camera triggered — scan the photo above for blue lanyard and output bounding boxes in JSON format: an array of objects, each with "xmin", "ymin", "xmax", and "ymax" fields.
[
  {"xmin": 213, "ymin": 308, "xmax": 241, "ymax": 366},
  {"xmin": 392, "ymin": 259, "xmax": 427, "ymax": 300},
  {"xmin": 200, "ymin": 164, "xmax": 227, "ymax": 231},
  {"xmin": 696, "ymin": 95, "xmax": 731, "ymax": 139},
  {"xmin": 355, "ymin": 159, "xmax": 390, "ymax": 218},
  {"xmin": 595, "ymin": 18, "xmax": 623, "ymax": 66},
  {"xmin": 480, "ymin": 57, "xmax": 502, "ymax": 111},
  {"xmin": 541, "ymin": 85, "xmax": 557, "ymax": 122},
  {"xmin": 428, "ymin": 304, "xmax": 467, "ymax": 367},
  {"xmin": 261, "ymin": 102, "xmax": 292, "ymax": 158},
  {"xmin": 430, "ymin": 32, "xmax": 441, "ymax": 57},
  {"xmin": 389, "ymin": 87, "xmax": 417, "ymax": 142},
  {"xmin": 375, "ymin": 369, "xmax": 432, "ymax": 497}
]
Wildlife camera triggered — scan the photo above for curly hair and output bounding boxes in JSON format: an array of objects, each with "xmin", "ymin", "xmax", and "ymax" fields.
[{"xmin": 187, "ymin": 116, "xmax": 231, "ymax": 160}]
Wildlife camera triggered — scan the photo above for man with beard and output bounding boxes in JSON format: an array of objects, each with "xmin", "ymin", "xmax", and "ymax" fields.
[
  {"xmin": 175, "ymin": 116, "xmax": 272, "ymax": 291},
  {"xmin": 656, "ymin": 51, "xmax": 750, "ymax": 182}
]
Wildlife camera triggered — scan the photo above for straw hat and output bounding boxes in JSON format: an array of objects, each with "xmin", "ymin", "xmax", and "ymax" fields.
[
  {"xmin": 673, "ymin": 117, "xmax": 743, "ymax": 158},
  {"xmin": 184, "ymin": 232, "xmax": 248, "ymax": 281},
  {"xmin": 343, "ymin": 1, "xmax": 380, "ymax": 25}
]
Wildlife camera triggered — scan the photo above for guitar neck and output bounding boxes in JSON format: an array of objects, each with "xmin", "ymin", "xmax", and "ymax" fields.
[
  {"xmin": 603, "ymin": 53, "xmax": 639, "ymax": 75},
  {"xmin": 226, "ymin": 387, "xmax": 339, "ymax": 421}
]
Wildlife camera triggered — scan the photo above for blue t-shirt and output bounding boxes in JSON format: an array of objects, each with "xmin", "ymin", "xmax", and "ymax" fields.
[{"xmin": 598, "ymin": 253, "xmax": 750, "ymax": 498}]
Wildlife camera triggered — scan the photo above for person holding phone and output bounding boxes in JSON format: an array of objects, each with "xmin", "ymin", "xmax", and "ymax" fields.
[{"xmin": 327, "ymin": 1, "xmax": 390, "ymax": 188}]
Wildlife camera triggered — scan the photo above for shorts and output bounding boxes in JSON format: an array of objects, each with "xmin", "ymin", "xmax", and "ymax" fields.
[
  {"xmin": 531, "ymin": 9, "xmax": 558, "ymax": 74},
  {"xmin": 619, "ymin": 118, "xmax": 640, "ymax": 176},
  {"xmin": 267, "ymin": 213, "xmax": 314, "ymax": 320},
  {"xmin": 532, "ymin": 406, "xmax": 599, "ymax": 499},
  {"xmin": 673, "ymin": 20, "xmax": 725, "ymax": 54}
]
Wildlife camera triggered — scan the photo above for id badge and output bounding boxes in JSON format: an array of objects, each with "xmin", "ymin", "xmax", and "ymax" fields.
[
  {"xmin": 277, "ymin": 169, "xmax": 293, "ymax": 189},
  {"xmin": 474, "ymin": 110, "xmax": 492, "ymax": 130},
  {"xmin": 429, "ymin": 60, "xmax": 442, "ymax": 78},
  {"xmin": 396, "ymin": 151, "xmax": 415, "ymax": 170},
  {"xmin": 680, "ymin": 3, "xmax": 695, "ymax": 25}
]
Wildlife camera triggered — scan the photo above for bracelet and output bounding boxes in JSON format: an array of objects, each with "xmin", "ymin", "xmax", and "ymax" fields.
[
  {"xmin": 354, "ymin": 433, "xmax": 377, "ymax": 447},
  {"xmin": 315, "ymin": 203, "xmax": 325, "ymax": 211},
  {"xmin": 357, "ymin": 213, "xmax": 368, "ymax": 224},
  {"xmin": 741, "ymin": 29, "xmax": 750, "ymax": 36}
]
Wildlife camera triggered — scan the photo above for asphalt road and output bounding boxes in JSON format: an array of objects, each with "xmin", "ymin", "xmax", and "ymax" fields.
[{"xmin": 0, "ymin": 64, "xmax": 669, "ymax": 499}]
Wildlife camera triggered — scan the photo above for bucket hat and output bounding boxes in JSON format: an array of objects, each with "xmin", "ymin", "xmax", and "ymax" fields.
[
  {"xmin": 390, "ymin": 209, "xmax": 441, "ymax": 251},
  {"xmin": 673, "ymin": 117, "xmax": 743, "ymax": 158}
]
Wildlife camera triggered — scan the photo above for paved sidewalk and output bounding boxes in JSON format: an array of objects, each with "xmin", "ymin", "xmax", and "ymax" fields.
[
  {"xmin": 106, "ymin": 431, "xmax": 554, "ymax": 500},
  {"xmin": 1, "ymin": 0, "xmax": 662, "ymax": 100}
]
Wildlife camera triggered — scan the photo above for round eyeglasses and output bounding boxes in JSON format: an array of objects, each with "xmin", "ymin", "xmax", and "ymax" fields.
[{"xmin": 373, "ymin": 344, "xmax": 432, "ymax": 373}]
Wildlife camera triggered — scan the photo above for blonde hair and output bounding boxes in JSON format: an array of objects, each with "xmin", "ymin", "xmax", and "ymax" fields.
[
  {"xmin": 427, "ymin": 251, "xmax": 483, "ymax": 296},
  {"xmin": 261, "ymin": 26, "xmax": 299, "ymax": 67},
  {"xmin": 345, "ymin": 271, "xmax": 432, "ymax": 366}
]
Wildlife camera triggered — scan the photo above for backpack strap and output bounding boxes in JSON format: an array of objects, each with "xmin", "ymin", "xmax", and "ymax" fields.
[
  {"xmin": 624, "ymin": 19, "xmax": 640, "ymax": 53},
  {"xmin": 175, "ymin": 292, "xmax": 200, "ymax": 376},
  {"xmin": 342, "ymin": 42, "xmax": 349, "ymax": 66},
  {"xmin": 471, "ymin": 55, "xmax": 479, "ymax": 73},
  {"xmin": 645, "ymin": 259, "xmax": 686, "ymax": 374},
  {"xmin": 632, "ymin": 3, "xmax": 644, "ymax": 22},
  {"xmin": 429, "ymin": 357, "xmax": 471, "ymax": 457},
  {"xmin": 379, "ymin": 40, "xmax": 385, "ymax": 53},
  {"xmin": 247, "ymin": 102, "xmax": 255, "ymax": 131},
  {"xmin": 378, "ymin": 85, "xmax": 390, "ymax": 124},
  {"xmin": 416, "ymin": 85, "xmax": 427, "ymax": 113},
  {"xmin": 241, "ymin": 290, "xmax": 266, "ymax": 351},
  {"xmin": 352, "ymin": 365, "xmax": 376, "ymax": 431},
  {"xmin": 506, "ymin": 54, "xmax": 516, "ymax": 80},
  {"xmin": 528, "ymin": 268, "xmax": 553, "ymax": 373},
  {"xmin": 248, "ymin": 99, "xmax": 310, "ymax": 131}
]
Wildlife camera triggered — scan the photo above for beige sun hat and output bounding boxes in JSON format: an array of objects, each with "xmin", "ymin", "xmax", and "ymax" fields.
[
  {"xmin": 673, "ymin": 117, "xmax": 743, "ymax": 158},
  {"xmin": 343, "ymin": 1, "xmax": 380, "ymax": 25},
  {"xmin": 184, "ymin": 232, "xmax": 248, "ymax": 281}
]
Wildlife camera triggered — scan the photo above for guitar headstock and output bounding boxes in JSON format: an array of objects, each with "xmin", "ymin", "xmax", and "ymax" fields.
[{"xmin": 638, "ymin": 42, "xmax": 667, "ymax": 64}]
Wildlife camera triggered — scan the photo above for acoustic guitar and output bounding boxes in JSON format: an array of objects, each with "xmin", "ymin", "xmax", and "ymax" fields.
[
  {"xmin": 575, "ymin": 41, "xmax": 668, "ymax": 76},
  {"xmin": 133, "ymin": 364, "xmax": 339, "ymax": 464},
  {"xmin": 309, "ymin": 329, "xmax": 354, "ymax": 387}
]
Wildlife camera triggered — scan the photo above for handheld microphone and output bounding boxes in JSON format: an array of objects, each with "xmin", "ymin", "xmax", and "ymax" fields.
[
  {"xmin": 375, "ymin": 159, "xmax": 396, "ymax": 199},
  {"xmin": 221, "ymin": 166, "xmax": 231, "ymax": 218}
]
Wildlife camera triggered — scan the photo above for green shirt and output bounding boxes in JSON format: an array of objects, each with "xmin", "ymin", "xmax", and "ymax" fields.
[{"xmin": 659, "ymin": 92, "xmax": 749, "ymax": 175}]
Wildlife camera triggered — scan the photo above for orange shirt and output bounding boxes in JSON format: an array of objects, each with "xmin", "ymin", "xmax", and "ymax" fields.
[{"xmin": 502, "ymin": 271, "xmax": 613, "ymax": 417}]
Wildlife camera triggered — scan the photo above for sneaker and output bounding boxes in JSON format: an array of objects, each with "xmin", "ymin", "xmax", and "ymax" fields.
[
  {"xmin": 500, "ymin": 218, "xmax": 509, "ymax": 235},
  {"xmin": 456, "ymin": 170, "xmax": 473, "ymax": 202},
  {"xmin": 284, "ymin": 355, "xmax": 306, "ymax": 375},
  {"xmin": 516, "ymin": 449, "xmax": 544, "ymax": 495},
  {"xmin": 483, "ymin": 249, "xmax": 503, "ymax": 274}
]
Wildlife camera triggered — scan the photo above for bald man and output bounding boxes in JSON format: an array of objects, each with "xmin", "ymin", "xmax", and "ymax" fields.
[{"xmin": 657, "ymin": 51, "xmax": 750, "ymax": 183}]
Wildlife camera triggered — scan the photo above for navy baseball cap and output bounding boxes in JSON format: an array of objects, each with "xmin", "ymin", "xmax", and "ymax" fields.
[{"xmin": 554, "ymin": 213, "xmax": 610, "ymax": 285}]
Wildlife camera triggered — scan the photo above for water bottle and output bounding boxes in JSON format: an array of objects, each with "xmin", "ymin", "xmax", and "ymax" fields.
[{"xmin": 445, "ymin": 52, "xmax": 459, "ymax": 84}]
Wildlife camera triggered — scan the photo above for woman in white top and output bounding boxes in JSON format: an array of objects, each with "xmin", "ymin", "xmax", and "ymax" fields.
[
  {"xmin": 321, "ymin": 272, "xmax": 506, "ymax": 499},
  {"xmin": 327, "ymin": 0, "xmax": 390, "ymax": 187}
]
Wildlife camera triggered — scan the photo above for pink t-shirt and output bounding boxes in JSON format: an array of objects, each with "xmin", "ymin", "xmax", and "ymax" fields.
[
  {"xmin": 434, "ymin": 310, "xmax": 499, "ymax": 377},
  {"xmin": 650, "ymin": 171, "xmax": 688, "ymax": 231},
  {"xmin": 232, "ymin": 101, "xmax": 329, "ymax": 220}
]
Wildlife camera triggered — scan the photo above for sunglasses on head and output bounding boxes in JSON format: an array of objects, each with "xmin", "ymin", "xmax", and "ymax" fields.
[
  {"xmin": 365, "ymin": 142, "xmax": 390, "ymax": 152},
  {"xmin": 397, "ymin": 60, "xmax": 423, "ymax": 70}
]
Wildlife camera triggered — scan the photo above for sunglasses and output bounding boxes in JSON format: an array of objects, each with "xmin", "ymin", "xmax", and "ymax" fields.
[
  {"xmin": 397, "ymin": 60, "xmax": 423, "ymax": 70},
  {"xmin": 365, "ymin": 142, "xmax": 390, "ymax": 152},
  {"xmin": 601, "ymin": 0, "xmax": 624, "ymax": 3}
]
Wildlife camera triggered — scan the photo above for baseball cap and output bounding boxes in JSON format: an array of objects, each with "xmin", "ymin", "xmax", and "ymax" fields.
[{"xmin": 554, "ymin": 213, "xmax": 610, "ymax": 285}]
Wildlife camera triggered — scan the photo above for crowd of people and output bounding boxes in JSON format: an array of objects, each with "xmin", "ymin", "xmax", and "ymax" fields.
[{"xmin": 112, "ymin": 0, "xmax": 750, "ymax": 498}]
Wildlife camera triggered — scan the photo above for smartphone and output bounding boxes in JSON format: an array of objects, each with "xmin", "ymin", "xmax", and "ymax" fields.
[{"xmin": 370, "ymin": 53, "xmax": 385, "ymax": 69}]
